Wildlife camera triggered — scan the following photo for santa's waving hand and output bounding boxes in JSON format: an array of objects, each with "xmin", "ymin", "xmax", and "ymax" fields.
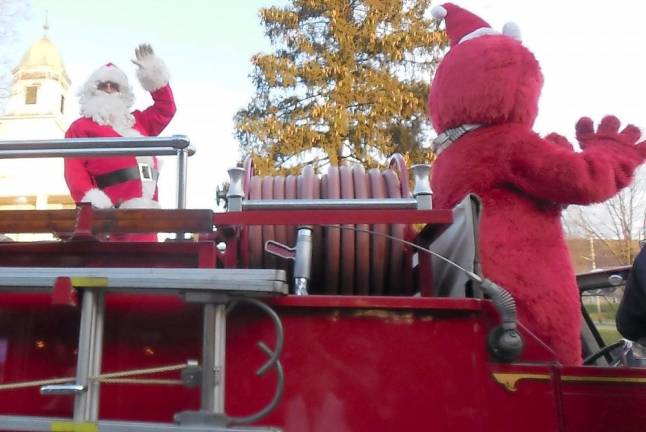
[{"xmin": 63, "ymin": 43, "xmax": 176, "ymax": 241}]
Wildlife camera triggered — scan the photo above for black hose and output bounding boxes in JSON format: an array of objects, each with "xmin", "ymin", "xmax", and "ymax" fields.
[
  {"xmin": 479, "ymin": 279, "xmax": 523, "ymax": 362},
  {"xmin": 480, "ymin": 279, "xmax": 517, "ymax": 330}
]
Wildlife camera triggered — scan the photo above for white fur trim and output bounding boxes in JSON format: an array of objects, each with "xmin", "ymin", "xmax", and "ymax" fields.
[
  {"xmin": 502, "ymin": 22, "xmax": 522, "ymax": 41},
  {"xmin": 87, "ymin": 64, "xmax": 130, "ymax": 89},
  {"xmin": 431, "ymin": 5, "xmax": 447, "ymax": 19},
  {"xmin": 81, "ymin": 188, "xmax": 114, "ymax": 209},
  {"xmin": 119, "ymin": 197, "xmax": 161, "ymax": 209},
  {"xmin": 136, "ymin": 55, "xmax": 170, "ymax": 92},
  {"xmin": 114, "ymin": 127, "xmax": 143, "ymax": 137},
  {"xmin": 141, "ymin": 180, "xmax": 157, "ymax": 200},
  {"xmin": 459, "ymin": 27, "xmax": 500, "ymax": 44}
]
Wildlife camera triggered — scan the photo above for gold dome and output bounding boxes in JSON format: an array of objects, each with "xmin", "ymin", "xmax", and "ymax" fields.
[{"xmin": 14, "ymin": 37, "xmax": 70, "ymax": 85}]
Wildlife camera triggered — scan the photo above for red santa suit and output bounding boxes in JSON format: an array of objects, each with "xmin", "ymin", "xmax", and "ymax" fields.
[
  {"xmin": 64, "ymin": 50, "xmax": 176, "ymax": 241},
  {"xmin": 428, "ymin": 4, "xmax": 646, "ymax": 365}
]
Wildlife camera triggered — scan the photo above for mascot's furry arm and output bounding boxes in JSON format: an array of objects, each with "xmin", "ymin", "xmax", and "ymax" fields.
[{"xmin": 501, "ymin": 116, "xmax": 645, "ymax": 205}]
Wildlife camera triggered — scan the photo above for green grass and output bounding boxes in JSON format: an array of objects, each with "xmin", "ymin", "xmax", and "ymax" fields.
[
  {"xmin": 583, "ymin": 301, "xmax": 620, "ymax": 326},
  {"xmin": 583, "ymin": 302, "xmax": 618, "ymax": 316},
  {"xmin": 597, "ymin": 327, "xmax": 622, "ymax": 345},
  {"xmin": 582, "ymin": 299, "xmax": 623, "ymax": 345}
]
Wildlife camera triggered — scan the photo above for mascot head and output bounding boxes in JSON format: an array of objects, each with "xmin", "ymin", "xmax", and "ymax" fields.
[{"xmin": 427, "ymin": 3, "xmax": 543, "ymax": 134}]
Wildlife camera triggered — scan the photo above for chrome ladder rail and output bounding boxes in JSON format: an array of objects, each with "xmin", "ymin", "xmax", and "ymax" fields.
[{"xmin": 0, "ymin": 267, "xmax": 287, "ymax": 432}]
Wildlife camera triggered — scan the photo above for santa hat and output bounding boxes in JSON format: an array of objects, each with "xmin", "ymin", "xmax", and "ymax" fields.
[
  {"xmin": 431, "ymin": 3, "xmax": 521, "ymax": 46},
  {"xmin": 86, "ymin": 62, "xmax": 130, "ymax": 90}
]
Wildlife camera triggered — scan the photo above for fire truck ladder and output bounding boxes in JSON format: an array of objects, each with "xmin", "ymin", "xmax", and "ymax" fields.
[{"xmin": 0, "ymin": 267, "xmax": 288, "ymax": 432}]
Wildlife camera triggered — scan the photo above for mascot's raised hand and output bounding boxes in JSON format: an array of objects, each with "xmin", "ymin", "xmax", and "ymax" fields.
[
  {"xmin": 575, "ymin": 116, "xmax": 645, "ymax": 191},
  {"xmin": 576, "ymin": 115, "xmax": 644, "ymax": 150}
]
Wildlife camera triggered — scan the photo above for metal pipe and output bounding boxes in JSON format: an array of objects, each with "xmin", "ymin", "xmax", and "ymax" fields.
[
  {"xmin": 293, "ymin": 227, "xmax": 313, "ymax": 296},
  {"xmin": 175, "ymin": 146, "xmax": 191, "ymax": 238},
  {"xmin": 0, "ymin": 135, "xmax": 191, "ymax": 151},
  {"xmin": 0, "ymin": 136, "xmax": 194, "ymax": 211},
  {"xmin": 88, "ymin": 291, "xmax": 105, "ymax": 420},
  {"xmin": 411, "ymin": 164, "xmax": 432, "ymax": 210},
  {"xmin": 0, "ymin": 147, "xmax": 189, "ymax": 158},
  {"xmin": 243, "ymin": 198, "xmax": 418, "ymax": 211},
  {"xmin": 40, "ymin": 385, "xmax": 86, "ymax": 396},
  {"xmin": 176, "ymin": 147, "xmax": 190, "ymax": 209},
  {"xmin": 226, "ymin": 297, "xmax": 285, "ymax": 425},
  {"xmin": 0, "ymin": 136, "xmax": 194, "ymax": 159},
  {"xmin": 226, "ymin": 167, "xmax": 245, "ymax": 212},
  {"xmin": 73, "ymin": 289, "xmax": 103, "ymax": 422},
  {"xmin": 201, "ymin": 303, "xmax": 227, "ymax": 414},
  {"xmin": 0, "ymin": 267, "xmax": 289, "ymax": 295}
]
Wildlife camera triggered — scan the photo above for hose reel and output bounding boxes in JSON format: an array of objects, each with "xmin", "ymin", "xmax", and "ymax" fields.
[{"xmin": 240, "ymin": 155, "xmax": 416, "ymax": 295}]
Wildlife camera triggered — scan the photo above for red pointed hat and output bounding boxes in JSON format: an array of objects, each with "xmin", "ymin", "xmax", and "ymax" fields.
[{"xmin": 432, "ymin": 3, "xmax": 498, "ymax": 46}]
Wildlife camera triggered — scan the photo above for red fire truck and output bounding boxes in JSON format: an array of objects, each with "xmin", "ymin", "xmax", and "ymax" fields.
[{"xmin": 0, "ymin": 136, "xmax": 644, "ymax": 431}]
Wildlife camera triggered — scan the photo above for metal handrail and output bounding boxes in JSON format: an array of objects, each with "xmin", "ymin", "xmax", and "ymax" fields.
[
  {"xmin": 243, "ymin": 198, "xmax": 418, "ymax": 210},
  {"xmin": 0, "ymin": 135, "xmax": 192, "ymax": 156},
  {"xmin": 0, "ymin": 135, "xmax": 194, "ymax": 209}
]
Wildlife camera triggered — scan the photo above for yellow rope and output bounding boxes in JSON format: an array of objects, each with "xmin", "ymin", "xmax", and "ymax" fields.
[
  {"xmin": 0, "ymin": 362, "xmax": 190, "ymax": 391},
  {"xmin": 96, "ymin": 378, "xmax": 183, "ymax": 385},
  {"xmin": 0, "ymin": 376, "xmax": 73, "ymax": 391},
  {"xmin": 93, "ymin": 362, "xmax": 187, "ymax": 379}
]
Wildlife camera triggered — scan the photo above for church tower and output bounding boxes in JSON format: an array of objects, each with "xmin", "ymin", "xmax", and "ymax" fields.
[
  {"xmin": 0, "ymin": 21, "xmax": 70, "ymax": 137},
  {"xmin": 0, "ymin": 21, "xmax": 74, "ymax": 214}
]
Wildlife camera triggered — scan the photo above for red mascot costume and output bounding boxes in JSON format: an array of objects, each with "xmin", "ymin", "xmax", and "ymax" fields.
[
  {"xmin": 64, "ymin": 44, "xmax": 176, "ymax": 241},
  {"xmin": 428, "ymin": 3, "xmax": 646, "ymax": 365}
]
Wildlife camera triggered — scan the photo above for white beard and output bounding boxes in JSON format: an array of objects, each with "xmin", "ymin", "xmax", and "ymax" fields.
[{"xmin": 80, "ymin": 91, "xmax": 135, "ymax": 136}]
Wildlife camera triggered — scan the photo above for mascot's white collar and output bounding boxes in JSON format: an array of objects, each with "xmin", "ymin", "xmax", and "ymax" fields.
[{"xmin": 432, "ymin": 124, "xmax": 481, "ymax": 156}]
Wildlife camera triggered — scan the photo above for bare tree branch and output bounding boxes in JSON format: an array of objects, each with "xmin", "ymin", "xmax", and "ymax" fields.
[
  {"xmin": 564, "ymin": 166, "xmax": 646, "ymax": 267},
  {"xmin": 0, "ymin": 0, "xmax": 31, "ymax": 105}
]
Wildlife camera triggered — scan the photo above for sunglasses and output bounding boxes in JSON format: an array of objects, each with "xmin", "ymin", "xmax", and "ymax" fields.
[{"xmin": 97, "ymin": 81, "xmax": 120, "ymax": 92}]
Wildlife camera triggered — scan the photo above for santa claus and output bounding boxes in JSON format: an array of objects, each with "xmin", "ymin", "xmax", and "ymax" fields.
[{"xmin": 64, "ymin": 44, "xmax": 176, "ymax": 225}]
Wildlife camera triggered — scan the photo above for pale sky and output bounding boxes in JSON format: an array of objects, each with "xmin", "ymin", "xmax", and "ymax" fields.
[{"xmin": 5, "ymin": 0, "xmax": 646, "ymax": 209}]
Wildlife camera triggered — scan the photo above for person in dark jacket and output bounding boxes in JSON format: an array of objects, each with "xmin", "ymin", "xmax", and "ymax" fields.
[{"xmin": 617, "ymin": 246, "xmax": 646, "ymax": 344}]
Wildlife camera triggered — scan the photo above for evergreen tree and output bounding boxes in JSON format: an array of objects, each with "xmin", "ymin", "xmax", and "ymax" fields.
[{"xmin": 235, "ymin": 0, "xmax": 446, "ymax": 175}]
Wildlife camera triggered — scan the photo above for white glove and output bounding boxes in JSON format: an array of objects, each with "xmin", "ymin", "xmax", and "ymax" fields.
[
  {"xmin": 80, "ymin": 188, "xmax": 114, "ymax": 209},
  {"xmin": 131, "ymin": 43, "xmax": 170, "ymax": 92}
]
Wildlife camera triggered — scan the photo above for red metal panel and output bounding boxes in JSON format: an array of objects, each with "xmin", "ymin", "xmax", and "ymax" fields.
[
  {"xmin": 0, "ymin": 302, "xmax": 203, "ymax": 420},
  {"xmin": 269, "ymin": 294, "xmax": 483, "ymax": 311},
  {"xmin": 1, "ymin": 292, "xmax": 645, "ymax": 431},
  {"xmin": 214, "ymin": 209, "xmax": 453, "ymax": 226},
  {"xmin": 0, "ymin": 306, "xmax": 80, "ymax": 417},
  {"xmin": 0, "ymin": 297, "xmax": 553, "ymax": 431},
  {"xmin": 226, "ymin": 301, "xmax": 560, "ymax": 432},
  {"xmin": 0, "ymin": 241, "xmax": 217, "ymax": 269},
  {"xmin": 559, "ymin": 366, "xmax": 646, "ymax": 432}
]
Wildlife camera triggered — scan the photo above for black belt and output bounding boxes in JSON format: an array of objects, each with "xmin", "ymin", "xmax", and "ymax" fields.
[{"xmin": 94, "ymin": 166, "xmax": 157, "ymax": 189}]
